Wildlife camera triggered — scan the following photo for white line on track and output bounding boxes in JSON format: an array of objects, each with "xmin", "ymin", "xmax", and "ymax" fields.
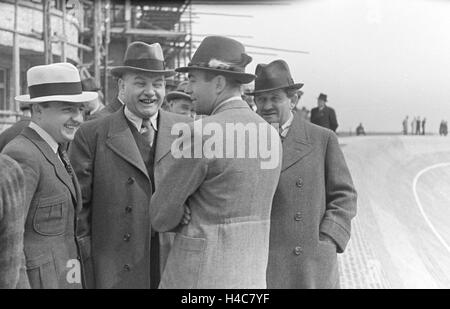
[{"xmin": 412, "ymin": 163, "xmax": 450, "ymax": 254}]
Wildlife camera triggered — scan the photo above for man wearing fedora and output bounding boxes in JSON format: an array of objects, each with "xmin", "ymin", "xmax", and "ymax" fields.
[
  {"xmin": 310, "ymin": 93, "xmax": 339, "ymax": 132},
  {"xmin": 2, "ymin": 62, "xmax": 98, "ymax": 289},
  {"xmin": 69, "ymin": 41, "xmax": 192, "ymax": 289},
  {"xmin": 250, "ymin": 60, "xmax": 357, "ymax": 289},
  {"xmin": 150, "ymin": 36, "xmax": 282, "ymax": 288},
  {"xmin": 166, "ymin": 81, "xmax": 195, "ymax": 118}
]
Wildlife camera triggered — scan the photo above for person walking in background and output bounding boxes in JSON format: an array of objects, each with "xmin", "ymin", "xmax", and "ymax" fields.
[
  {"xmin": 416, "ymin": 116, "xmax": 421, "ymax": 135},
  {"xmin": 402, "ymin": 116, "xmax": 409, "ymax": 135},
  {"xmin": 0, "ymin": 154, "xmax": 27, "ymax": 289},
  {"xmin": 421, "ymin": 117, "xmax": 426, "ymax": 135},
  {"xmin": 310, "ymin": 93, "xmax": 338, "ymax": 132},
  {"xmin": 411, "ymin": 117, "xmax": 416, "ymax": 135},
  {"xmin": 356, "ymin": 123, "xmax": 366, "ymax": 136}
]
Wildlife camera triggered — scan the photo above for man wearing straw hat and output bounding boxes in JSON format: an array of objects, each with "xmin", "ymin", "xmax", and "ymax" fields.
[
  {"xmin": 2, "ymin": 62, "xmax": 98, "ymax": 289},
  {"xmin": 249, "ymin": 60, "xmax": 357, "ymax": 288},
  {"xmin": 69, "ymin": 41, "xmax": 191, "ymax": 289},
  {"xmin": 150, "ymin": 36, "xmax": 282, "ymax": 288}
]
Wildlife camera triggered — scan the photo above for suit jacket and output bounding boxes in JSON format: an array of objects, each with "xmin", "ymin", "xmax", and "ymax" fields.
[
  {"xmin": 86, "ymin": 97, "xmax": 123, "ymax": 121},
  {"xmin": 69, "ymin": 108, "xmax": 190, "ymax": 289},
  {"xmin": 2, "ymin": 128, "xmax": 91, "ymax": 289},
  {"xmin": 0, "ymin": 154, "xmax": 27, "ymax": 289},
  {"xmin": 150, "ymin": 99, "xmax": 282, "ymax": 289},
  {"xmin": 0, "ymin": 118, "xmax": 31, "ymax": 152},
  {"xmin": 267, "ymin": 113, "xmax": 357, "ymax": 289},
  {"xmin": 310, "ymin": 106, "xmax": 338, "ymax": 132}
]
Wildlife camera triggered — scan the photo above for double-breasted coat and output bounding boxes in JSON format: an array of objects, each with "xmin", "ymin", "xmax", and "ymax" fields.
[
  {"xmin": 150, "ymin": 99, "xmax": 282, "ymax": 289},
  {"xmin": 267, "ymin": 113, "xmax": 357, "ymax": 288},
  {"xmin": 2, "ymin": 128, "xmax": 91, "ymax": 289},
  {"xmin": 69, "ymin": 108, "xmax": 190, "ymax": 288}
]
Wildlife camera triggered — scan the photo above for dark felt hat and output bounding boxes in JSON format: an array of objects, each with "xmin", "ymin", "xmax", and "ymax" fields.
[
  {"xmin": 175, "ymin": 36, "xmax": 255, "ymax": 84},
  {"xmin": 166, "ymin": 81, "xmax": 191, "ymax": 101},
  {"xmin": 318, "ymin": 93, "xmax": 328, "ymax": 102},
  {"xmin": 246, "ymin": 60, "xmax": 303, "ymax": 95},
  {"xmin": 110, "ymin": 41, "xmax": 175, "ymax": 78}
]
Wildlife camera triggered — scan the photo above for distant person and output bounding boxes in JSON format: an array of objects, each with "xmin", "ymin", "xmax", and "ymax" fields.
[
  {"xmin": 310, "ymin": 93, "xmax": 338, "ymax": 132},
  {"xmin": 0, "ymin": 103, "xmax": 31, "ymax": 152},
  {"xmin": 439, "ymin": 120, "xmax": 448, "ymax": 136},
  {"xmin": 356, "ymin": 123, "xmax": 366, "ymax": 136},
  {"xmin": 421, "ymin": 117, "xmax": 426, "ymax": 135},
  {"xmin": 166, "ymin": 81, "xmax": 195, "ymax": 118},
  {"xmin": 402, "ymin": 116, "xmax": 409, "ymax": 135},
  {"xmin": 81, "ymin": 77, "xmax": 105, "ymax": 120},
  {"xmin": 298, "ymin": 106, "xmax": 310, "ymax": 122},
  {"xmin": 416, "ymin": 116, "xmax": 421, "ymax": 135}
]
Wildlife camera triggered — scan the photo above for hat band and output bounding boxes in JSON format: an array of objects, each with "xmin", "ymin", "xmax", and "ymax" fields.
[
  {"xmin": 255, "ymin": 77, "xmax": 295, "ymax": 90},
  {"xmin": 188, "ymin": 61, "xmax": 245, "ymax": 73},
  {"xmin": 124, "ymin": 59, "xmax": 166, "ymax": 70},
  {"xmin": 29, "ymin": 82, "xmax": 82, "ymax": 99}
]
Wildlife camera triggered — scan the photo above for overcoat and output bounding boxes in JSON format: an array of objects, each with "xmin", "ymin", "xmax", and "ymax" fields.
[
  {"xmin": 267, "ymin": 113, "xmax": 357, "ymax": 288},
  {"xmin": 69, "ymin": 108, "xmax": 190, "ymax": 288},
  {"xmin": 150, "ymin": 99, "xmax": 282, "ymax": 289},
  {"xmin": 310, "ymin": 106, "xmax": 338, "ymax": 132}
]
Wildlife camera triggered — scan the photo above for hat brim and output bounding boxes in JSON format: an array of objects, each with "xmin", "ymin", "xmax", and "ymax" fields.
[
  {"xmin": 15, "ymin": 91, "xmax": 98, "ymax": 104},
  {"xmin": 166, "ymin": 91, "xmax": 192, "ymax": 102},
  {"xmin": 111, "ymin": 66, "xmax": 176, "ymax": 78},
  {"xmin": 175, "ymin": 66, "xmax": 256, "ymax": 84},
  {"xmin": 246, "ymin": 83, "xmax": 304, "ymax": 96}
]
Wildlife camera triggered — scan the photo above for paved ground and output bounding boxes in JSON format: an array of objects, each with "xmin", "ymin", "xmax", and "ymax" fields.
[{"xmin": 337, "ymin": 135, "xmax": 450, "ymax": 289}]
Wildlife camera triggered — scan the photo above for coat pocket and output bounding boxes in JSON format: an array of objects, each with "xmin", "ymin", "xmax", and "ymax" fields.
[
  {"xmin": 26, "ymin": 253, "xmax": 59, "ymax": 289},
  {"xmin": 33, "ymin": 193, "xmax": 68, "ymax": 236},
  {"xmin": 159, "ymin": 234, "xmax": 206, "ymax": 289}
]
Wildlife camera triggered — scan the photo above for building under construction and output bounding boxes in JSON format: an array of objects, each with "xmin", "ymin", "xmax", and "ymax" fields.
[{"xmin": 0, "ymin": 0, "xmax": 193, "ymax": 128}]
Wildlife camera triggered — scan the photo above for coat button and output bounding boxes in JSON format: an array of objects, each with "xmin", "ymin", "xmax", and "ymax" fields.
[
  {"xmin": 294, "ymin": 212, "xmax": 302, "ymax": 221},
  {"xmin": 127, "ymin": 177, "xmax": 135, "ymax": 184},
  {"xmin": 294, "ymin": 246, "xmax": 303, "ymax": 255},
  {"xmin": 123, "ymin": 233, "xmax": 131, "ymax": 242},
  {"xmin": 125, "ymin": 206, "xmax": 133, "ymax": 213},
  {"xmin": 296, "ymin": 178, "xmax": 304, "ymax": 188},
  {"xmin": 123, "ymin": 264, "xmax": 131, "ymax": 271}
]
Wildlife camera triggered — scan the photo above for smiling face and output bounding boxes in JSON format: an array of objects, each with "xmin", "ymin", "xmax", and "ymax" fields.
[
  {"xmin": 119, "ymin": 72, "xmax": 166, "ymax": 118},
  {"xmin": 34, "ymin": 101, "xmax": 85, "ymax": 143},
  {"xmin": 254, "ymin": 89, "xmax": 292, "ymax": 126}
]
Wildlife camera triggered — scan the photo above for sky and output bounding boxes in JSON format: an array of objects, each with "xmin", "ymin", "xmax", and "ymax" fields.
[{"xmin": 191, "ymin": 0, "xmax": 450, "ymax": 133}]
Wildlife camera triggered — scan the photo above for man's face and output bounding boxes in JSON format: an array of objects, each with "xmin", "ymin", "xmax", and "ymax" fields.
[
  {"xmin": 254, "ymin": 89, "xmax": 292, "ymax": 126},
  {"xmin": 119, "ymin": 72, "xmax": 165, "ymax": 118},
  {"xmin": 169, "ymin": 98, "xmax": 195, "ymax": 118},
  {"xmin": 185, "ymin": 70, "xmax": 216, "ymax": 115},
  {"xmin": 317, "ymin": 99, "xmax": 326, "ymax": 109},
  {"xmin": 36, "ymin": 101, "xmax": 84, "ymax": 144}
]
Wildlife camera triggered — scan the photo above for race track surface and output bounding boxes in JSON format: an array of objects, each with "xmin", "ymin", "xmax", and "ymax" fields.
[{"xmin": 338, "ymin": 135, "xmax": 450, "ymax": 289}]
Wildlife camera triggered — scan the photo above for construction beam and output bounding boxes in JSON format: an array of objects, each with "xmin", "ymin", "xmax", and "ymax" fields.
[
  {"xmin": 43, "ymin": 0, "xmax": 52, "ymax": 64},
  {"xmin": 12, "ymin": 0, "xmax": 20, "ymax": 110},
  {"xmin": 110, "ymin": 27, "xmax": 187, "ymax": 39},
  {"xmin": 93, "ymin": 0, "xmax": 102, "ymax": 86}
]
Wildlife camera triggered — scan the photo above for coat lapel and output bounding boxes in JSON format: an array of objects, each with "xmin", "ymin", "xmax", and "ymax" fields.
[
  {"xmin": 21, "ymin": 127, "xmax": 77, "ymax": 199},
  {"xmin": 281, "ymin": 113, "xmax": 313, "ymax": 172},
  {"xmin": 105, "ymin": 109, "xmax": 149, "ymax": 180}
]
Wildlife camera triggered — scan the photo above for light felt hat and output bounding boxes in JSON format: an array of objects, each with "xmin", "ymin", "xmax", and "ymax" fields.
[{"xmin": 15, "ymin": 62, "xmax": 98, "ymax": 104}]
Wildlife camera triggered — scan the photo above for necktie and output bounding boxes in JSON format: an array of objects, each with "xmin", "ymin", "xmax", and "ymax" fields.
[
  {"xmin": 58, "ymin": 144, "xmax": 74, "ymax": 176},
  {"xmin": 141, "ymin": 118, "xmax": 155, "ymax": 147}
]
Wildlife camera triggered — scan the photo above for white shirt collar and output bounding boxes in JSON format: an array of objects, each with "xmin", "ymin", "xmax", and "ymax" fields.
[
  {"xmin": 124, "ymin": 106, "xmax": 158, "ymax": 132},
  {"xmin": 28, "ymin": 121, "xmax": 59, "ymax": 154},
  {"xmin": 117, "ymin": 97, "xmax": 126, "ymax": 105},
  {"xmin": 280, "ymin": 112, "xmax": 294, "ymax": 138}
]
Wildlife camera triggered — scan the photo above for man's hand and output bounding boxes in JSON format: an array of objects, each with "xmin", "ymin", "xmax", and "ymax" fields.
[{"xmin": 181, "ymin": 204, "xmax": 191, "ymax": 225}]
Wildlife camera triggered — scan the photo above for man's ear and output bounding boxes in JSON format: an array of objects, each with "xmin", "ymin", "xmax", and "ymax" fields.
[
  {"xmin": 214, "ymin": 75, "xmax": 227, "ymax": 94},
  {"xmin": 118, "ymin": 77, "xmax": 125, "ymax": 99},
  {"xmin": 289, "ymin": 93, "xmax": 299, "ymax": 110}
]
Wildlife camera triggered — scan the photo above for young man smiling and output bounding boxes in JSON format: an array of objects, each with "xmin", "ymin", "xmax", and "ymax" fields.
[
  {"xmin": 250, "ymin": 60, "xmax": 357, "ymax": 289},
  {"xmin": 69, "ymin": 42, "xmax": 191, "ymax": 288},
  {"xmin": 2, "ymin": 62, "xmax": 98, "ymax": 289}
]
